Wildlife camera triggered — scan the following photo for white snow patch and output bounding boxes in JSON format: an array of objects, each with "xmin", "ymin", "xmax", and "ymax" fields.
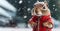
[{"xmin": 0, "ymin": 28, "xmax": 59, "ymax": 31}]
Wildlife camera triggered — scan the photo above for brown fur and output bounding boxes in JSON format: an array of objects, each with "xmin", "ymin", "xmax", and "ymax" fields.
[
  {"xmin": 30, "ymin": 2, "xmax": 53, "ymax": 29},
  {"xmin": 31, "ymin": 2, "xmax": 51, "ymax": 16}
]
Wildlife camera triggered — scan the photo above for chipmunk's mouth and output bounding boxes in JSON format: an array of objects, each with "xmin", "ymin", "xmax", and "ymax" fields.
[{"xmin": 35, "ymin": 12, "xmax": 42, "ymax": 16}]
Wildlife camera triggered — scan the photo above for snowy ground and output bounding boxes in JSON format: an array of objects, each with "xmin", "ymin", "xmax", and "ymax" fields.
[{"xmin": 0, "ymin": 28, "xmax": 59, "ymax": 31}]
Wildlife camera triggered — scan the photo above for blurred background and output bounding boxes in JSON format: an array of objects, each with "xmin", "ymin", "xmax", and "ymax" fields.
[{"xmin": 0, "ymin": 0, "xmax": 60, "ymax": 30}]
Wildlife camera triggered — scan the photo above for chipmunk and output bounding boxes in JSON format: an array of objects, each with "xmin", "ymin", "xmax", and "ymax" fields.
[{"xmin": 28, "ymin": 1, "xmax": 53, "ymax": 31}]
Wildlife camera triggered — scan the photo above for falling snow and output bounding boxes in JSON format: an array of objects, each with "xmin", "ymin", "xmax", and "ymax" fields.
[
  {"xmin": 53, "ymin": 5, "xmax": 55, "ymax": 6},
  {"xmin": 27, "ymin": 8, "xmax": 31, "ymax": 11},
  {"xmin": 0, "ymin": 0, "xmax": 59, "ymax": 29},
  {"xmin": 53, "ymin": 8, "xmax": 54, "ymax": 9},
  {"xmin": 23, "ymin": 15, "xmax": 27, "ymax": 18},
  {"xmin": 19, "ymin": 0, "xmax": 23, "ymax": 4},
  {"xmin": 55, "ymin": 9, "xmax": 57, "ymax": 11},
  {"xmin": 28, "ymin": 1, "xmax": 31, "ymax": 3}
]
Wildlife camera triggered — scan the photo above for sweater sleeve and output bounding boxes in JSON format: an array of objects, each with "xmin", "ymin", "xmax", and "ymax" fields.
[
  {"xmin": 47, "ymin": 17, "xmax": 53, "ymax": 29},
  {"xmin": 43, "ymin": 16, "xmax": 53, "ymax": 29}
]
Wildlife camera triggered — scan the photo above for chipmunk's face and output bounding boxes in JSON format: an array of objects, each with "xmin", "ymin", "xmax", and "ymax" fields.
[
  {"xmin": 34, "ymin": 3, "xmax": 50, "ymax": 16},
  {"xmin": 32, "ymin": 2, "xmax": 50, "ymax": 16},
  {"xmin": 34, "ymin": 4, "xmax": 44, "ymax": 16}
]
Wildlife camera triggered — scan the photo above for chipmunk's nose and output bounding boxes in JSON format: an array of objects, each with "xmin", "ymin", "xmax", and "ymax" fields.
[{"xmin": 36, "ymin": 10, "xmax": 42, "ymax": 16}]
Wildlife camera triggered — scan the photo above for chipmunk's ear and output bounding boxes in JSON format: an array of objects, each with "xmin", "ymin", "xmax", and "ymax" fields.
[
  {"xmin": 44, "ymin": 0, "xmax": 47, "ymax": 3},
  {"xmin": 44, "ymin": 0, "xmax": 48, "ymax": 7}
]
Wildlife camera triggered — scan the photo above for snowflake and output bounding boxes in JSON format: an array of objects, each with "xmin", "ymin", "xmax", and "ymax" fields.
[
  {"xmin": 53, "ymin": 5, "xmax": 55, "ymax": 6},
  {"xmin": 28, "ymin": 1, "xmax": 31, "ymax": 3},
  {"xmin": 53, "ymin": 8, "xmax": 54, "ymax": 9},
  {"xmin": 27, "ymin": 8, "xmax": 31, "ymax": 11},
  {"xmin": 19, "ymin": 0, "xmax": 23, "ymax": 4},
  {"xmin": 23, "ymin": 15, "xmax": 27, "ymax": 18},
  {"xmin": 55, "ymin": 9, "xmax": 57, "ymax": 11}
]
